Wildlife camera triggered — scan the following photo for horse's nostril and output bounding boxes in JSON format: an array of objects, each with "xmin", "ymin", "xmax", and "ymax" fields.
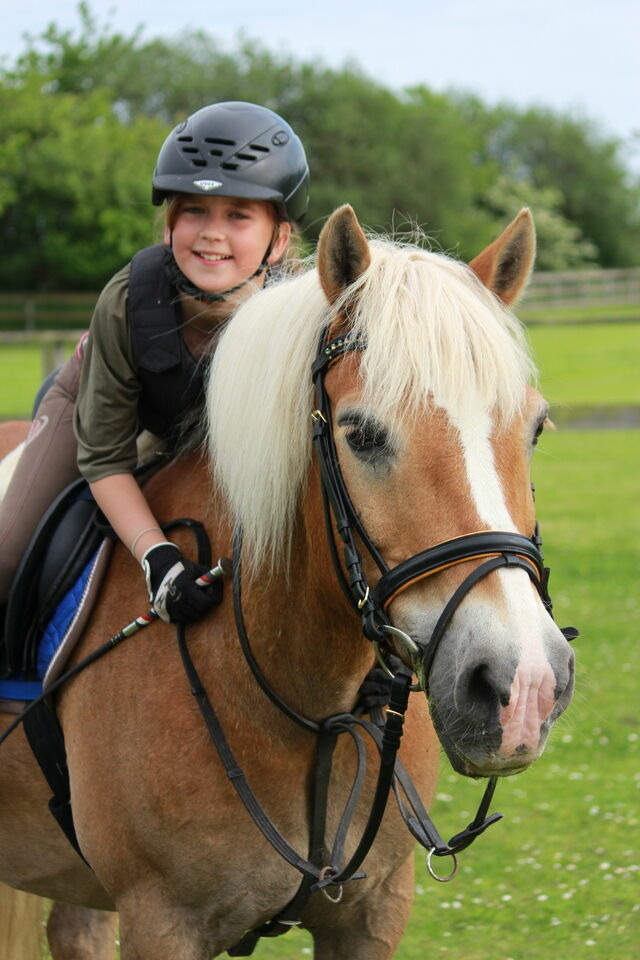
[{"xmin": 464, "ymin": 664, "xmax": 509, "ymax": 714}]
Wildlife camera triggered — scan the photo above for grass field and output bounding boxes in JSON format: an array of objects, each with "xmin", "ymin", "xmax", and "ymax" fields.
[
  {"xmin": 0, "ymin": 321, "xmax": 637, "ymax": 419},
  {"xmin": 248, "ymin": 428, "xmax": 640, "ymax": 960},
  {"xmin": 0, "ymin": 342, "xmax": 77, "ymax": 419},
  {"xmin": 527, "ymin": 321, "xmax": 640, "ymax": 408},
  {"xmin": 2, "ymin": 319, "xmax": 634, "ymax": 959}
]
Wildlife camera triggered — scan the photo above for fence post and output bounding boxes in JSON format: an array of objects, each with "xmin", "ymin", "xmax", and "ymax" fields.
[
  {"xmin": 23, "ymin": 301, "xmax": 35, "ymax": 332},
  {"xmin": 0, "ymin": 884, "xmax": 44, "ymax": 960}
]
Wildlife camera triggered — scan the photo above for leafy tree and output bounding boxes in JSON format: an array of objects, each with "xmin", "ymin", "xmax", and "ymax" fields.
[
  {"xmin": 481, "ymin": 175, "xmax": 598, "ymax": 270},
  {"xmin": 0, "ymin": 69, "xmax": 164, "ymax": 289},
  {"xmin": 453, "ymin": 95, "xmax": 640, "ymax": 267},
  {"xmin": 1, "ymin": 2, "xmax": 638, "ymax": 290}
]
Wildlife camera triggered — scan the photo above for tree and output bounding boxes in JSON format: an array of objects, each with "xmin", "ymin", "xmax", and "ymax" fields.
[
  {"xmin": 453, "ymin": 95, "xmax": 640, "ymax": 267},
  {"xmin": 0, "ymin": 70, "xmax": 165, "ymax": 289},
  {"xmin": 1, "ymin": 2, "xmax": 638, "ymax": 289},
  {"xmin": 481, "ymin": 175, "xmax": 598, "ymax": 270}
]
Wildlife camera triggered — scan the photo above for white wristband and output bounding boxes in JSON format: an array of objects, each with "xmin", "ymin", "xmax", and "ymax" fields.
[{"xmin": 130, "ymin": 526, "xmax": 163, "ymax": 555}]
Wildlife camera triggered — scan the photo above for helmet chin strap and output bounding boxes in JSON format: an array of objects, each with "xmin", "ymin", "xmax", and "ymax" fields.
[{"xmin": 163, "ymin": 231, "xmax": 277, "ymax": 305}]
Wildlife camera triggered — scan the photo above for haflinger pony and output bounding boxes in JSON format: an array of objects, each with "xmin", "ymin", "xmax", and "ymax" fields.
[{"xmin": 0, "ymin": 205, "xmax": 575, "ymax": 960}]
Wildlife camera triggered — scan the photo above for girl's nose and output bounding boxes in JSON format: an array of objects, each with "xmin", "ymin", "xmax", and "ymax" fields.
[{"xmin": 200, "ymin": 212, "xmax": 225, "ymax": 239}]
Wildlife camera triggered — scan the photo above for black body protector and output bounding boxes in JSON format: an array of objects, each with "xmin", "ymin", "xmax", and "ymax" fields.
[{"xmin": 128, "ymin": 244, "xmax": 205, "ymax": 440}]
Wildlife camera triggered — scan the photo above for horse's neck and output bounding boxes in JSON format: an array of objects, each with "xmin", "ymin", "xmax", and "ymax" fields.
[{"xmin": 240, "ymin": 508, "xmax": 375, "ymax": 722}]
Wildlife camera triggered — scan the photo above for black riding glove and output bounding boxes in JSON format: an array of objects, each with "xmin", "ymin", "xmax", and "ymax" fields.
[{"xmin": 141, "ymin": 543, "xmax": 222, "ymax": 624}]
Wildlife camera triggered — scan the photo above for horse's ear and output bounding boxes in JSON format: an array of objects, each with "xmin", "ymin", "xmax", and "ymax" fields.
[
  {"xmin": 317, "ymin": 204, "xmax": 371, "ymax": 304},
  {"xmin": 468, "ymin": 208, "xmax": 536, "ymax": 306}
]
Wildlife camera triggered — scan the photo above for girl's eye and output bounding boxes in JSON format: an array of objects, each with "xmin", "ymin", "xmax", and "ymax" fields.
[
  {"xmin": 182, "ymin": 205, "xmax": 205, "ymax": 215},
  {"xmin": 229, "ymin": 210, "xmax": 249, "ymax": 220}
]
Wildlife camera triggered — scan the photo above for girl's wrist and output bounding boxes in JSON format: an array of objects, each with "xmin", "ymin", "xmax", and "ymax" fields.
[{"xmin": 130, "ymin": 526, "xmax": 165, "ymax": 560}]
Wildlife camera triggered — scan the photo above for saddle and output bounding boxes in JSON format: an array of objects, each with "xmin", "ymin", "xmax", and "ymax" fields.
[{"xmin": 1, "ymin": 478, "xmax": 111, "ymax": 681}]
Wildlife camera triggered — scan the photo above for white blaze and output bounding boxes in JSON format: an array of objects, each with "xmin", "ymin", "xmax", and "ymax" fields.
[{"xmin": 446, "ymin": 401, "xmax": 557, "ymax": 755}]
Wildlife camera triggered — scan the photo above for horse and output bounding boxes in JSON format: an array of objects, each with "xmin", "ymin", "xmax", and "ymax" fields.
[{"xmin": 0, "ymin": 205, "xmax": 575, "ymax": 960}]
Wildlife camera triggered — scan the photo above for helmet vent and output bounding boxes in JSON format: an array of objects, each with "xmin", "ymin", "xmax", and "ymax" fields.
[
  {"xmin": 191, "ymin": 159, "xmax": 206, "ymax": 167},
  {"xmin": 177, "ymin": 136, "xmax": 194, "ymax": 142},
  {"xmin": 249, "ymin": 143, "xmax": 270, "ymax": 153},
  {"xmin": 209, "ymin": 149, "xmax": 224, "ymax": 157},
  {"xmin": 221, "ymin": 162, "xmax": 239, "ymax": 171},
  {"xmin": 204, "ymin": 137, "xmax": 236, "ymax": 146},
  {"xmin": 181, "ymin": 146, "xmax": 199, "ymax": 154}
]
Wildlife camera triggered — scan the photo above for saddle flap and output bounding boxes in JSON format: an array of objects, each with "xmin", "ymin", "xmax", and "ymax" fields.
[{"xmin": 3, "ymin": 479, "xmax": 107, "ymax": 678}]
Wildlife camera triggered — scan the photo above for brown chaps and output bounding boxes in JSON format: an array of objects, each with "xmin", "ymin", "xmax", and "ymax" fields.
[{"xmin": 0, "ymin": 343, "xmax": 85, "ymax": 604}]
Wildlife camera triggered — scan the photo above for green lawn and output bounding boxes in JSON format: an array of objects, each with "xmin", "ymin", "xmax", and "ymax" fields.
[
  {"xmin": 526, "ymin": 321, "xmax": 640, "ymax": 408},
  {"xmin": 1, "ymin": 321, "xmax": 637, "ymax": 420},
  {"xmin": 0, "ymin": 343, "xmax": 76, "ymax": 419}
]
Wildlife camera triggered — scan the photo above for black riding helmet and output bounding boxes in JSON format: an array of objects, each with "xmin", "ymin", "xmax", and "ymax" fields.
[{"xmin": 152, "ymin": 101, "xmax": 309, "ymax": 222}]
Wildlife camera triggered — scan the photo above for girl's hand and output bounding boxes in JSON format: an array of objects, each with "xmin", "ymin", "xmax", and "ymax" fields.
[{"xmin": 142, "ymin": 543, "xmax": 222, "ymax": 623}]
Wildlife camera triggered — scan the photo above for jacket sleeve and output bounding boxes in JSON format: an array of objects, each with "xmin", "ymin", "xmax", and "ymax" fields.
[{"xmin": 74, "ymin": 264, "xmax": 142, "ymax": 482}]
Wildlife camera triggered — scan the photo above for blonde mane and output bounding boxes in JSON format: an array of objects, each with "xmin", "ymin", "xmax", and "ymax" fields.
[{"xmin": 207, "ymin": 237, "xmax": 536, "ymax": 572}]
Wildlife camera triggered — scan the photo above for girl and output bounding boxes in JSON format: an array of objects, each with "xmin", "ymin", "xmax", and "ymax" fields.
[{"xmin": 0, "ymin": 101, "xmax": 309, "ymax": 632}]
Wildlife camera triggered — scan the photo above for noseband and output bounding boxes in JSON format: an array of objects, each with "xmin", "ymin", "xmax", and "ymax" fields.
[{"xmin": 311, "ymin": 330, "xmax": 566, "ymax": 685}]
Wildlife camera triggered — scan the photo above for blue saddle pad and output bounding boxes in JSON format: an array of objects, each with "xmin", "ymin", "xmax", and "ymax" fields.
[{"xmin": 0, "ymin": 553, "xmax": 97, "ymax": 701}]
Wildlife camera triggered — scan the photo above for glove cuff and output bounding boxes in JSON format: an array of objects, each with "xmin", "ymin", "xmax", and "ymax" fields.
[{"xmin": 141, "ymin": 542, "xmax": 181, "ymax": 600}]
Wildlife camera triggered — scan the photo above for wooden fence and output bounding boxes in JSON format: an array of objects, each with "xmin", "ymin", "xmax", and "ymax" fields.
[
  {"xmin": 0, "ymin": 268, "xmax": 639, "ymax": 331},
  {"xmin": 0, "ymin": 293, "xmax": 95, "ymax": 332},
  {"xmin": 521, "ymin": 267, "xmax": 640, "ymax": 309}
]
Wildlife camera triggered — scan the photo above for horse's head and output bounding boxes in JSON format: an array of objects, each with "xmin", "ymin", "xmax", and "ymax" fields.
[
  {"xmin": 313, "ymin": 206, "xmax": 575, "ymax": 778},
  {"xmin": 208, "ymin": 205, "xmax": 575, "ymax": 780}
]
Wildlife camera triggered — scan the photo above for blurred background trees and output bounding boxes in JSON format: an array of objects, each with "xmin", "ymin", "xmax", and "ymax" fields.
[{"xmin": 1, "ymin": 2, "xmax": 638, "ymax": 290}]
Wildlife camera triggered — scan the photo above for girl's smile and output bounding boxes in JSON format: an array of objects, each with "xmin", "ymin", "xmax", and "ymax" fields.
[{"xmin": 167, "ymin": 195, "xmax": 290, "ymax": 294}]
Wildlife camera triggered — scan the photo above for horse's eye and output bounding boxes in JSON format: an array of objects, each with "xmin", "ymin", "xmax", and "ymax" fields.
[
  {"xmin": 532, "ymin": 416, "xmax": 549, "ymax": 447},
  {"xmin": 345, "ymin": 422, "xmax": 388, "ymax": 458}
]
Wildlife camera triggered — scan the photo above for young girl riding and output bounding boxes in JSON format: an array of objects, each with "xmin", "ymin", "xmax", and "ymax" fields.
[{"xmin": 0, "ymin": 101, "xmax": 309, "ymax": 639}]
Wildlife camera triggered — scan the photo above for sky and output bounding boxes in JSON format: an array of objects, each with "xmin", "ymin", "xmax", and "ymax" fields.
[{"xmin": 3, "ymin": 0, "xmax": 639, "ymax": 169}]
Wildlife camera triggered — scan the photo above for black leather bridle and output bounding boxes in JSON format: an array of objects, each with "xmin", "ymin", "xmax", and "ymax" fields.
[{"xmin": 311, "ymin": 329, "xmax": 574, "ymax": 688}]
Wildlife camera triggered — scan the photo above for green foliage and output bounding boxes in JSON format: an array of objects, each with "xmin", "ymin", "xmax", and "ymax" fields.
[
  {"xmin": 483, "ymin": 174, "xmax": 598, "ymax": 269},
  {"xmin": 455, "ymin": 94, "xmax": 640, "ymax": 267},
  {"xmin": 1, "ymin": 2, "xmax": 639, "ymax": 291},
  {"xmin": 0, "ymin": 70, "xmax": 164, "ymax": 289}
]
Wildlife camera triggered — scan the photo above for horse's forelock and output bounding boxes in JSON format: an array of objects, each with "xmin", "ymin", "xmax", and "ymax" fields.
[
  {"xmin": 207, "ymin": 238, "xmax": 536, "ymax": 574},
  {"xmin": 338, "ymin": 240, "xmax": 535, "ymax": 425}
]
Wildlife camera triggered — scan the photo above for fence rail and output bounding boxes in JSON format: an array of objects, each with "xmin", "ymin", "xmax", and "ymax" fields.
[
  {"xmin": 0, "ymin": 292, "xmax": 96, "ymax": 330},
  {"xmin": 0, "ymin": 267, "xmax": 639, "ymax": 333},
  {"xmin": 522, "ymin": 267, "xmax": 640, "ymax": 309}
]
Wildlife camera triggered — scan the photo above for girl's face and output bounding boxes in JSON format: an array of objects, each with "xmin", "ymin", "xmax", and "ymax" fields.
[{"xmin": 166, "ymin": 195, "xmax": 291, "ymax": 294}]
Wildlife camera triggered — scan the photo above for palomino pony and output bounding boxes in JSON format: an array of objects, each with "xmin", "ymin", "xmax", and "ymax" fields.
[{"xmin": 0, "ymin": 205, "xmax": 575, "ymax": 960}]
